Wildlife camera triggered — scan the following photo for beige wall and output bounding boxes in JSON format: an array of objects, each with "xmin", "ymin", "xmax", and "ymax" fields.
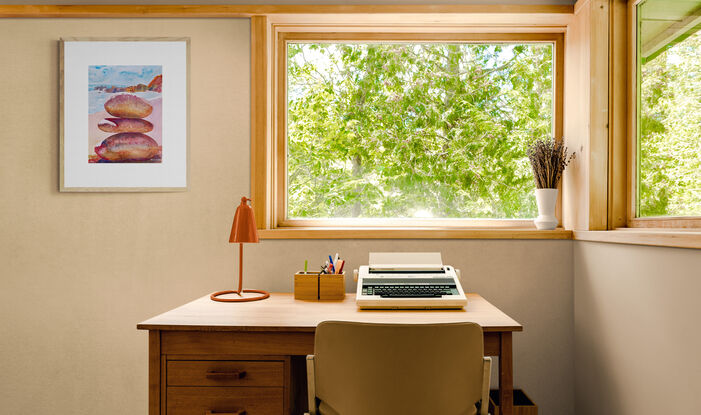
[
  {"xmin": 574, "ymin": 242, "xmax": 701, "ymax": 414},
  {"xmin": 0, "ymin": 17, "xmax": 251, "ymax": 413},
  {"xmin": 0, "ymin": 16, "xmax": 576, "ymax": 415}
]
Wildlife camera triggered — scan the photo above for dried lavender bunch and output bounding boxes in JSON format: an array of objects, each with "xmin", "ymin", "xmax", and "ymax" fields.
[{"xmin": 527, "ymin": 138, "xmax": 576, "ymax": 189}]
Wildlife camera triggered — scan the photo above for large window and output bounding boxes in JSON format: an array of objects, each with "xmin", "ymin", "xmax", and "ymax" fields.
[
  {"xmin": 279, "ymin": 33, "xmax": 563, "ymax": 227},
  {"xmin": 636, "ymin": 0, "xmax": 701, "ymax": 220}
]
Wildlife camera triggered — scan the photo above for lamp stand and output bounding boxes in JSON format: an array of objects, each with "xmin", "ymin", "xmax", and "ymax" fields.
[{"xmin": 211, "ymin": 243, "xmax": 270, "ymax": 302}]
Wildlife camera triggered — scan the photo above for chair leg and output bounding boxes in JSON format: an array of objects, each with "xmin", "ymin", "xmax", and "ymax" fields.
[
  {"xmin": 306, "ymin": 355, "xmax": 317, "ymax": 415},
  {"xmin": 481, "ymin": 357, "xmax": 492, "ymax": 415}
]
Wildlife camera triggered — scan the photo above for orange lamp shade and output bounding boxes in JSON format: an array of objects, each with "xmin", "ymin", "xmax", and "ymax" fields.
[{"xmin": 229, "ymin": 197, "xmax": 259, "ymax": 243}]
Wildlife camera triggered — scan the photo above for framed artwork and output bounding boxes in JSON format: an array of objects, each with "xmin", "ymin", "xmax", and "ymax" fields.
[{"xmin": 60, "ymin": 37, "xmax": 190, "ymax": 191}]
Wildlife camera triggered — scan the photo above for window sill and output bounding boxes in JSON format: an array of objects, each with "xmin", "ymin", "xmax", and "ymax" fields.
[
  {"xmin": 573, "ymin": 229, "xmax": 701, "ymax": 250},
  {"xmin": 257, "ymin": 227, "xmax": 573, "ymax": 240}
]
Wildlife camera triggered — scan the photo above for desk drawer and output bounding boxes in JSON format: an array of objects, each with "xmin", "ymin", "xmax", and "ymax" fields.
[
  {"xmin": 167, "ymin": 361, "xmax": 283, "ymax": 387},
  {"xmin": 167, "ymin": 387, "xmax": 283, "ymax": 415}
]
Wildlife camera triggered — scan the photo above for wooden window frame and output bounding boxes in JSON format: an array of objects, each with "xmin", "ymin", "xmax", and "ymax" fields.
[
  {"xmin": 625, "ymin": 0, "xmax": 701, "ymax": 229},
  {"xmin": 573, "ymin": 0, "xmax": 701, "ymax": 250},
  {"xmin": 255, "ymin": 23, "xmax": 566, "ymax": 238}
]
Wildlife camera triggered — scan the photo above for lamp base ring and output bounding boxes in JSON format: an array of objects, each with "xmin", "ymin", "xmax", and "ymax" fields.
[{"xmin": 210, "ymin": 289, "xmax": 270, "ymax": 302}]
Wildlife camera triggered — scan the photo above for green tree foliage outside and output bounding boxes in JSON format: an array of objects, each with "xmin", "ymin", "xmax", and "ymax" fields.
[
  {"xmin": 639, "ymin": 31, "xmax": 701, "ymax": 217},
  {"xmin": 287, "ymin": 42, "xmax": 554, "ymax": 219}
]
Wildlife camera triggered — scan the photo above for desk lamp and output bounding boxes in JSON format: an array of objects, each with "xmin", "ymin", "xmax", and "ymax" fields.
[{"xmin": 210, "ymin": 197, "xmax": 270, "ymax": 302}]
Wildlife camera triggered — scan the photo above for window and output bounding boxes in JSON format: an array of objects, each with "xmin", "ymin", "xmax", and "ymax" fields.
[
  {"xmin": 274, "ymin": 32, "xmax": 564, "ymax": 229},
  {"xmin": 634, "ymin": 0, "xmax": 701, "ymax": 224}
]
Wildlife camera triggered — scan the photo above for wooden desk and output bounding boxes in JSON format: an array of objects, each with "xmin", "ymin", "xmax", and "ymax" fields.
[{"xmin": 138, "ymin": 293, "xmax": 522, "ymax": 415}]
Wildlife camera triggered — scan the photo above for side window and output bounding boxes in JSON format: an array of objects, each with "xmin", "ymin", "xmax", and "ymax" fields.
[{"xmin": 636, "ymin": 0, "xmax": 701, "ymax": 219}]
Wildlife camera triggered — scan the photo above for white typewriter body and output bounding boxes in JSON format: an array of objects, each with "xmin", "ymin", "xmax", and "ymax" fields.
[{"xmin": 355, "ymin": 252, "xmax": 467, "ymax": 310}]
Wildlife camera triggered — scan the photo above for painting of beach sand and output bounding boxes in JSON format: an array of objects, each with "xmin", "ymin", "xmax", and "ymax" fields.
[{"xmin": 88, "ymin": 65, "xmax": 162, "ymax": 163}]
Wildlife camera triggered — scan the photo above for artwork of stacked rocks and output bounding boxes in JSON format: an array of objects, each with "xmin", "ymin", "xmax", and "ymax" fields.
[{"xmin": 94, "ymin": 94, "xmax": 160, "ymax": 162}]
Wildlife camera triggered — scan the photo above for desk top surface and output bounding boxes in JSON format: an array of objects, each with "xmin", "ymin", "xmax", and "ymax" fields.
[{"xmin": 137, "ymin": 293, "xmax": 522, "ymax": 332}]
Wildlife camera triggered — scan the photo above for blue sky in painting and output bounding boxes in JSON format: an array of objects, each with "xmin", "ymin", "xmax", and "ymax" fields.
[{"xmin": 89, "ymin": 65, "xmax": 161, "ymax": 88}]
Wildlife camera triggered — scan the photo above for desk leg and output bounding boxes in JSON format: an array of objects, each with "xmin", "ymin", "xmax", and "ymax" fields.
[
  {"xmin": 499, "ymin": 332, "xmax": 513, "ymax": 415},
  {"xmin": 149, "ymin": 330, "xmax": 160, "ymax": 415}
]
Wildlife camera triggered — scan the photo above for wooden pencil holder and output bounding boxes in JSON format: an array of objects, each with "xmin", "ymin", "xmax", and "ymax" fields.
[
  {"xmin": 293, "ymin": 272, "xmax": 345, "ymax": 301},
  {"xmin": 294, "ymin": 272, "xmax": 319, "ymax": 300},
  {"xmin": 319, "ymin": 272, "xmax": 345, "ymax": 301}
]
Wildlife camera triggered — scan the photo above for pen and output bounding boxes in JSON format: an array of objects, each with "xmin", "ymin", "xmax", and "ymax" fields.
[
  {"xmin": 328, "ymin": 255, "xmax": 335, "ymax": 273},
  {"xmin": 337, "ymin": 259, "xmax": 345, "ymax": 274},
  {"xmin": 333, "ymin": 253, "xmax": 340, "ymax": 269}
]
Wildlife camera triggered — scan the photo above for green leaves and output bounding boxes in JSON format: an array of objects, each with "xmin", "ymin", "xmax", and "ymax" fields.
[
  {"xmin": 287, "ymin": 42, "xmax": 555, "ymax": 219},
  {"xmin": 639, "ymin": 32, "xmax": 701, "ymax": 217}
]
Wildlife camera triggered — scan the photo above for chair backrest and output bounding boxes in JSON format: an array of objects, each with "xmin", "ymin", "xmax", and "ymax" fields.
[{"xmin": 313, "ymin": 321, "xmax": 485, "ymax": 415}]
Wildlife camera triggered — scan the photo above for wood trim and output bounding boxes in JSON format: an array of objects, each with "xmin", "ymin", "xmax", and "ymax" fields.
[
  {"xmin": 0, "ymin": 4, "xmax": 574, "ymax": 18},
  {"xmin": 627, "ymin": 0, "xmax": 639, "ymax": 225},
  {"xmin": 272, "ymin": 30, "xmax": 565, "ymax": 232},
  {"xmin": 628, "ymin": 217, "xmax": 701, "ymax": 229},
  {"xmin": 609, "ymin": 0, "xmax": 628, "ymax": 229},
  {"xmin": 272, "ymin": 24, "xmax": 570, "ymax": 34},
  {"xmin": 574, "ymin": 229, "xmax": 701, "ymax": 249},
  {"xmin": 554, "ymin": 33, "xmax": 565, "ymax": 141},
  {"xmin": 555, "ymin": 32, "xmax": 565, "ymax": 226},
  {"xmin": 258, "ymin": 228, "xmax": 573, "ymax": 240},
  {"xmin": 588, "ymin": 0, "xmax": 610, "ymax": 230},
  {"xmin": 251, "ymin": 16, "xmax": 270, "ymax": 229},
  {"xmin": 275, "ymin": 32, "xmax": 288, "ymax": 227},
  {"xmin": 280, "ymin": 31, "xmax": 565, "ymax": 42}
]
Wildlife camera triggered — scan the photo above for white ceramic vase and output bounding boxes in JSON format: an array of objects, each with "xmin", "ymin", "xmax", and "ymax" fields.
[{"xmin": 534, "ymin": 188, "xmax": 558, "ymax": 230}]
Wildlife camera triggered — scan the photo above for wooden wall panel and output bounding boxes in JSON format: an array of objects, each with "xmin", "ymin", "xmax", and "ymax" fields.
[
  {"xmin": 251, "ymin": 15, "xmax": 271, "ymax": 229},
  {"xmin": 609, "ymin": 0, "xmax": 629, "ymax": 229},
  {"xmin": 564, "ymin": 0, "xmax": 592, "ymax": 230},
  {"xmin": 589, "ymin": 0, "xmax": 610, "ymax": 231},
  {"xmin": 564, "ymin": 0, "xmax": 610, "ymax": 230}
]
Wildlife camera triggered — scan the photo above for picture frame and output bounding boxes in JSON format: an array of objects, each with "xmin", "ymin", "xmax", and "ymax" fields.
[{"xmin": 59, "ymin": 37, "xmax": 190, "ymax": 192}]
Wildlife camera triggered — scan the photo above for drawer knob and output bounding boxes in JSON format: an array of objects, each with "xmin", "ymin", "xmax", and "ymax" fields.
[
  {"xmin": 205, "ymin": 411, "xmax": 246, "ymax": 415},
  {"xmin": 205, "ymin": 370, "xmax": 247, "ymax": 380}
]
